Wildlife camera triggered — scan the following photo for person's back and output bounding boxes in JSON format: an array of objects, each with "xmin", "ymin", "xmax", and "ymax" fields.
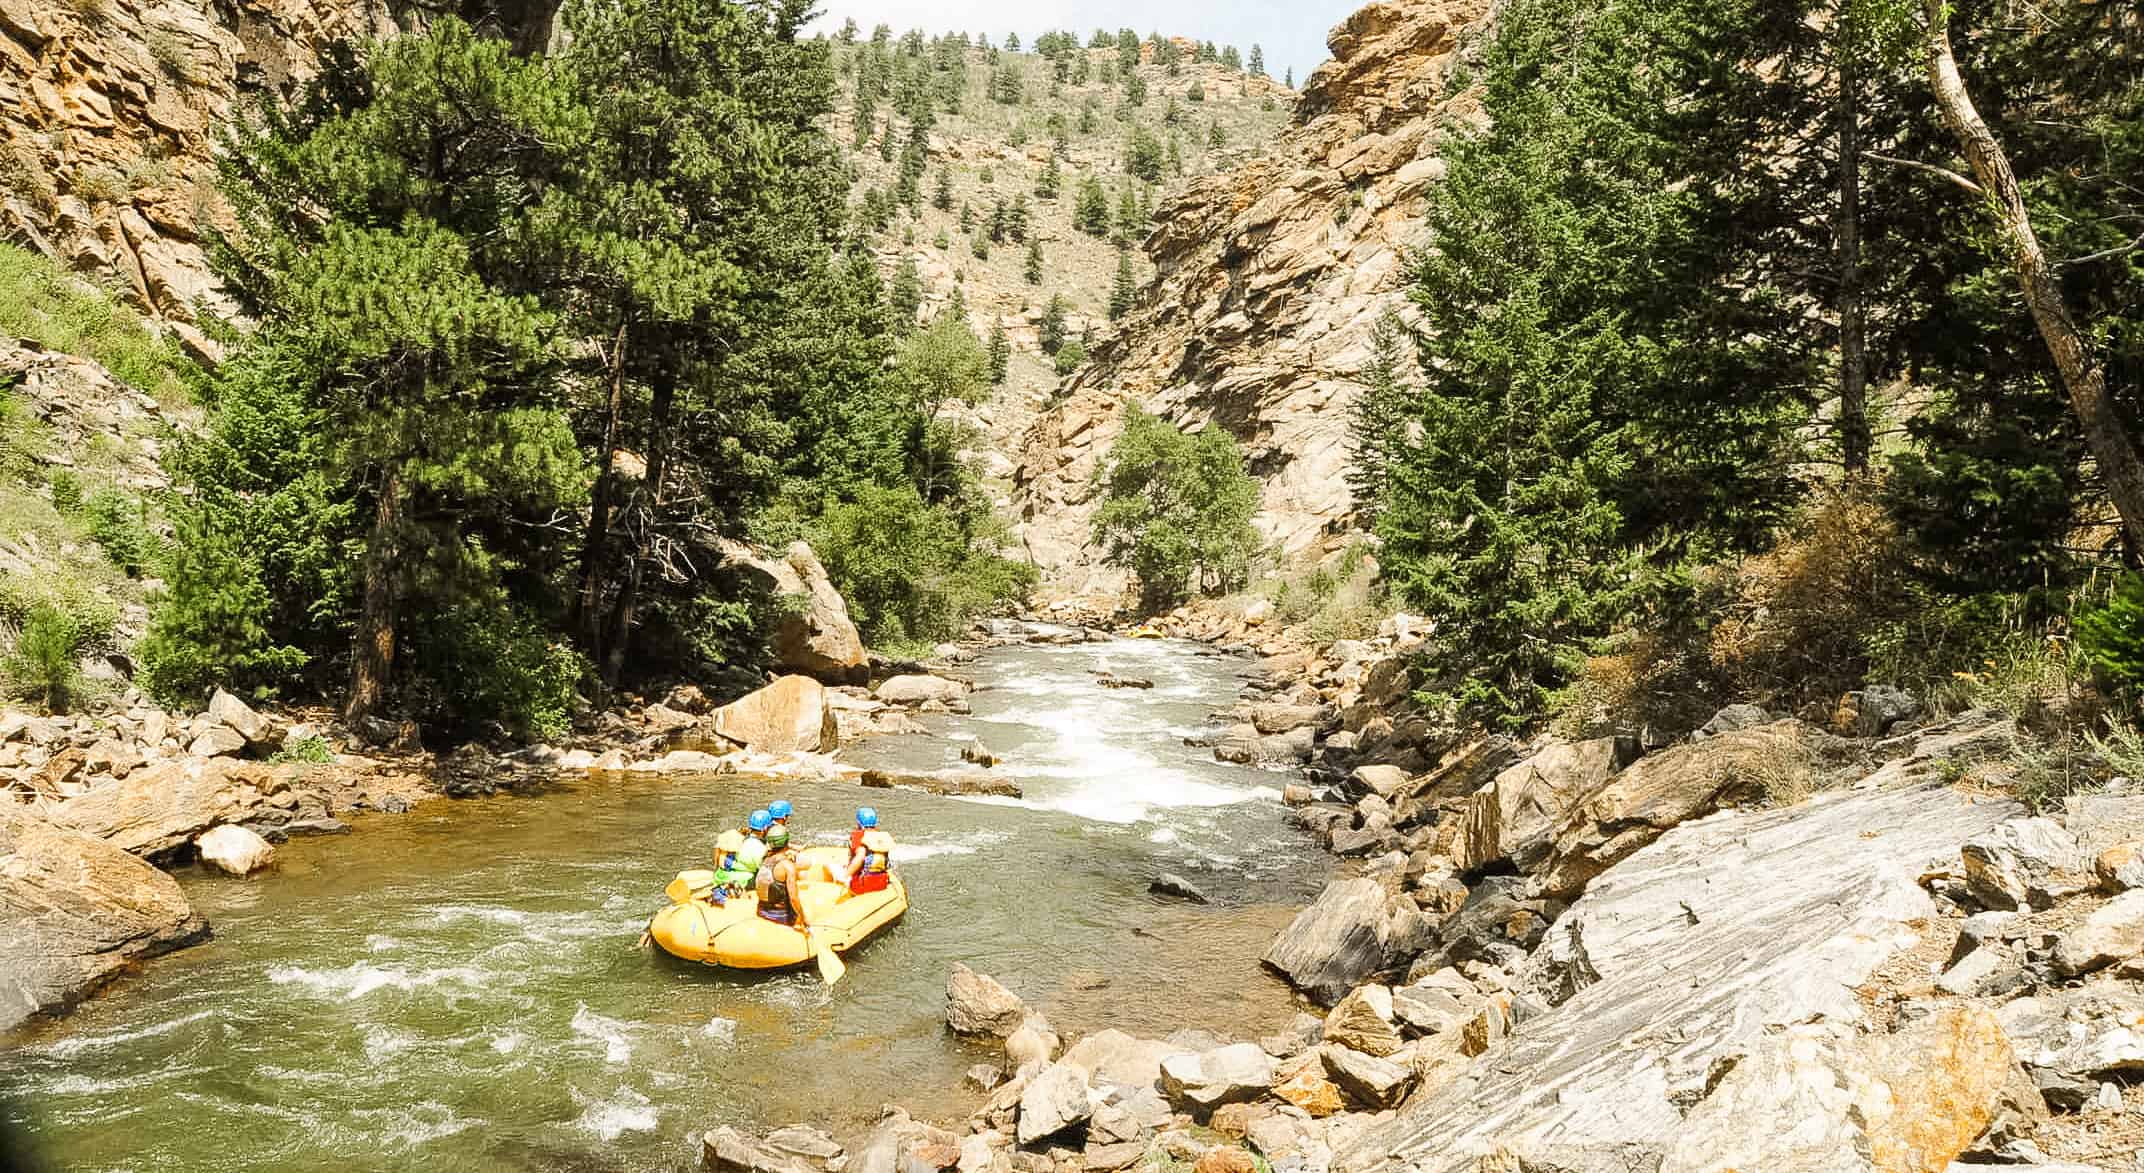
[
  {"xmin": 755, "ymin": 827, "xmax": 802, "ymax": 925},
  {"xmin": 715, "ymin": 809, "xmax": 773, "ymax": 892},
  {"xmin": 844, "ymin": 807, "xmax": 893, "ymax": 894}
]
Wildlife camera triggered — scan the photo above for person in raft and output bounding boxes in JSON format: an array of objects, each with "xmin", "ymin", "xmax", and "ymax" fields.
[
  {"xmin": 840, "ymin": 806, "xmax": 894, "ymax": 894},
  {"xmin": 767, "ymin": 798, "xmax": 793, "ymax": 836},
  {"xmin": 713, "ymin": 809, "xmax": 772, "ymax": 895},
  {"xmin": 755, "ymin": 824, "xmax": 807, "ymax": 927}
]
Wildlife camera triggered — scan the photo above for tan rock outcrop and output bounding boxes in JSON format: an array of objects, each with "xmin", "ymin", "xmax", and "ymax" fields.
[
  {"xmin": 0, "ymin": 1, "xmax": 560, "ymax": 353},
  {"xmin": 1011, "ymin": 0, "xmax": 1491, "ymax": 594},
  {"xmin": 48, "ymin": 756, "xmax": 290, "ymax": 857},
  {"xmin": 0, "ymin": 804, "xmax": 207, "ymax": 1029}
]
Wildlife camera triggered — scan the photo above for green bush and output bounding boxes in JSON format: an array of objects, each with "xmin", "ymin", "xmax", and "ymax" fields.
[
  {"xmin": 3, "ymin": 601, "xmax": 106, "ymax": 713},
  {"xmin": 135, "ymin": 511, "xmax": 308, "ymax": 707},
  {"xmin": 271, "ymin": 735, "xmax": 334, "ymax": 765},
  {"xmin": 82, "ymin": 489, "xmax": 152, "ymax": 576},
  {"xmin": 48, "ymin": 469, "xmax": 82, "ymax": 514},
  {"xmin": 2078, "ymin": 573, "xmax": 2144, "ymax": 697},
  {"xmin": 405, "ymin": 601, "xmax": 589, "ymax": 742},
  {"xmin": 0, "ymin": 388, "xmax": 48, "ymax": 484},
  {"xmin": 1053, "ymin": 338, "xmax": 1086, "ymax": 377},
  {"xmin": 1092, "ymin": 406, "xmax": 1262, "ymax": 612},
  {"xmin": 809, "ymin": 484, "xmax": 1035, "ymax": 652}
]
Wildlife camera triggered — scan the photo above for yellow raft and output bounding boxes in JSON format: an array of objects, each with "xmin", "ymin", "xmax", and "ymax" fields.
[{"xmin": 646, "ymin": 846, "xmax": 908, "ymax": 969}]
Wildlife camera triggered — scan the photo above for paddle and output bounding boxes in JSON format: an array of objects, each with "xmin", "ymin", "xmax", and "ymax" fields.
[{"xmin": 809, "ymin": 927, "xmax": 846, "ymax": 986}]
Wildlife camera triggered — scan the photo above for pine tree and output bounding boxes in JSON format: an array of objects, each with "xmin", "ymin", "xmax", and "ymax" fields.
[
  {"xmin": 890, "ymin": 256, "xmax": 924, "ymax": 330},
  {"xmin": 958, "ymin": 201, "xmax": 974, "ymax": 233},
  {"xmin": 1125, "ymin": 126, "xmax": 1163, "ymax": 182},
  {"xmin": 1282, "ymin": 66, "xmax": 1292, "ymax": 88},
  {"xmin": 1039, "ymin": 294, "xmax": 1069, "ymax": 354},
  {"xmin": 1124, "ymin": 69, "xmax": 1147, "ymax": 106},
  {"xmin": 933, "ymin": 168, "xmax": 954, "ymax": 211},
  {"xmin": 1074, "ymin": 176, "xmax": 1111, "ymax": 236},
  {"xmin": 1008, "ymin": 193, "xmax": 1031, "ymax": 243},
  {"xmin": 1346, "ymin": 307, "xmax": 1414, "ymax": 523},
  {"xmin": 987, "ymin": 318, "xmax": 1011, "ymax": 384},
  {"xmin": 1114, "ymin": 185, "xmax": 1142, "ymax": 245},
  {"xmin": 1005, "ymin": 32, "xmax": 1020, "ymax": 52},
  {"xmin": 1024, "ymin": 235, "xmax": 1044, "ymax": 284},
  {"xmin": 1248, "ymin": 44, "xmax": 1264, "ymax": 77},
  {"xmin": 988, "ymin": 198, "xmax": 1008, "ymax": 243},
  {"xmin": 1109, "ymin": 248, "xmax": 1138, "ymax": 319},
  {"xmin": 1036, "ymin": 153, "xmax": 1061, "ymax": 200}
]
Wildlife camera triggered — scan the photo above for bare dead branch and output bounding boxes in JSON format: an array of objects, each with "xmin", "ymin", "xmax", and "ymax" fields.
[{"xmin": 1862, "ymin": 150, "xmax": 1985, "ymax": 197}]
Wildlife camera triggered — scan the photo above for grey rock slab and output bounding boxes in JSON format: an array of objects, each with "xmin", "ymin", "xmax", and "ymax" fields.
[
  {"xmin": 1335, "ymin": 781, "xmax": 2017, "ymax": 1173},
  {"xmin": 1263, "ymin": 878, "xmax": 1391, "ymax": 1006},
  {"xmin": 1962, "ymin": 817, "xmax": 2087, "ymax": 910},
  {"xmin": 2054, "ymin": 889, "xmax": 2144, "ymax": 975},
  {"xmin": 1016, "ymin": 1059, "xmax": 1094, "ymax": 1145},
  {"xmin": 1158, "ymin": 1043, "xmax": 1275, "ymax": 1112}
]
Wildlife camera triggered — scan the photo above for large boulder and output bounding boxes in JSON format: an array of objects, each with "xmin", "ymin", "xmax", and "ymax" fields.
[
  {"xmin": 1158, "ymin": 1043, "xmax": 1275, "ymax": 1113},
  {"xmin": 1263, "ymin": 878, "xmax": 1391, "ymax": 1005},
  {"xmin": 1960, "ymin": 817, "xmax": 2087, "ymax": 911},
  {"xmin": 1059, "ymin": 1029, "xmax": 1182, "ymax": 1093},
  {"xmin": 1538, "ymin": 720, "xmax": 1814, "ymax": 900},
  {"xmin": 0, "ymin": 807, "xmax": 208, "ymax": 1029},
  {"xmin": 206, "ymin": 688, "xmax": 269, "ymax": 745},
  {"xmin": 1662, "ymin": 1005, "xmax": 2025, "ymax": 1173},
  {"xmin": 723, "ymin": 540, "xmax": 868, "ymax": 679},
  {"xmin": 2052, "ymin": 888, "xmax": 2144, "ymax": 976},
  {"xmin": 1997, "ymin": 984, "xmax": 2144, "ymax": 1110},
  {"xmin": 49, "ymin": 759, "xmax": 290, "ymax": 857},
  {"xmin": 1454, "ymin": 737, "xmax": 1628, "ymax": 874},
  {"xmin": 195, "ymin": 824, "xmax": 275, "ymax": 876},
  {"xmin": 696, "ymin": 675, "xmax": 839, "ymax": 754},
  {"xmin": 1335, "ymin": 780, "xmax": 2016, "ymax": 1173},
  {"xmin": 946, "ymin": 962, "xmax": 1028, "ymax": 1037},
  {"xmin": 1322, "ymin": 984, "xmax": 1404, "ymax": 1057},
  {"xmin": 1016, "ymin": 1059, "xmax": 1094, "ymax": 1144}
]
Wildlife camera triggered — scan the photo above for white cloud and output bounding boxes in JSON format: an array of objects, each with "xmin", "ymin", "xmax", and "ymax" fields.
[{"xmin": 807, "ymin": 0, "xmax": 1359, "ymax": 87}]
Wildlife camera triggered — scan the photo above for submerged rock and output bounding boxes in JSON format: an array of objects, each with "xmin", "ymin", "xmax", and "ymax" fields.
[
  {"xmin": 861, "ymin": 768, "xmax": 1021, "ymax": 798},
  {"xmin": 0, "ymin": 806, "xmax": 208, "ymax": 1030},
  {"xmin": 875, "ymin": 675, "xmax": 969, "ymax": 707},
  {"xmin": 947, "ymin": 963, "xmax": 1029, "ymax": 1038},
  {"xmin": 1149, "ymin": 874, "xmax": 1210, "ymax": 903}
]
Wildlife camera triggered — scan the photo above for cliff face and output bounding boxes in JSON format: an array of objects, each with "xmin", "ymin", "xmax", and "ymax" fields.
[
  {"xmin": 0, "ymin": 0, "xmax": 558, "ymax": 359},
  {"xmin": 1010, "ymin": 0, "xmax": 1490, "ymax": 600}
]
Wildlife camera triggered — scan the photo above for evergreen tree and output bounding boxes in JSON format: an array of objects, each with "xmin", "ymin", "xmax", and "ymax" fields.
[
  {"xmin": 932, "ymin": 168, "xmax": 954, "ymax": 211},
  {"xmin": 889, "ymin": 256, "xmax": 924, "ymax": 329},
  {"xmin": 1346, "ymin": 307, "xmax": 1414, "ymax": 524},
  {"xmin": 1024, "ymin": 235, "xmax": 1045, "ymax": 284},
  {"xmin": 1125, "ymin": 126, "xmax": 1164, "ymax": 182},
  {"xmin": 1036, "ymin": 153, "xmax": 1061, "ymax": 201},
  {"xmin": 1283, "ymin": 67, "xmax": 1292, "ymax": 88},
  {"xmin": 1114, "ymin": 185, "xmax": 1142, "ymax": 245},
  {"xmin": 1005, "ymin": 32, "xmax": 1020, "ymax": 52},
  {"xmin": 1074, "ymin": 176, "xmax": 1111, "ymax": 236},
  {"xmin": 1039, "ymin": 294, "xmax": 1069, "ymax": 355},
  {"xmin": 1248, "ymin": 44, "xmax": 1264, "ymax": 77},
  {"xmin": 1007, "ymin": 193, "xmax": 1031, "ymax": 243},
  {"xmin": 1109, "ymin": 248, "xmax": 1139, "ymax": 319},
  {"xmin": 1124, "ymin": 69, "xmax": 1148, "ymax": 106},
  {"xmin": 987, "ymin": 318, "xmax": 1011, "ymax": 385}
]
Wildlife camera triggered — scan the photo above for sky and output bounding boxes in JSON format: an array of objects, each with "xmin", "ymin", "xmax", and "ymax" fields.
[{"xmin": 806, "ymin": 0, "xmax": 1363, "ymax": 88}]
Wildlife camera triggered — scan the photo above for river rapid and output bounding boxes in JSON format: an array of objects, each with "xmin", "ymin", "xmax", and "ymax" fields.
[{"xmin": 1, "ymin": 637, "xmax": 1324, "ymax": 1172}]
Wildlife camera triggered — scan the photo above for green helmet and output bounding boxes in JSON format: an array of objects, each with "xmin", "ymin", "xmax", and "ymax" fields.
[{"xmin": 765, "ymin": 825, "xmax": 791, "ymax": 851}]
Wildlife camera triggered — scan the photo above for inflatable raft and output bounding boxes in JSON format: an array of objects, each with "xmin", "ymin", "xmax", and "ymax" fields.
[{"xmin": 646, "ymin": 846, "xmax": 908, "ymax": 969}]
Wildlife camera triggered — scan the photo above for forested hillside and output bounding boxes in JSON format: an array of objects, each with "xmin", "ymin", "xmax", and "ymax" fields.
[{"xmin": 827, "ymin": 25, "xmax": 1293, "ymax": 479}]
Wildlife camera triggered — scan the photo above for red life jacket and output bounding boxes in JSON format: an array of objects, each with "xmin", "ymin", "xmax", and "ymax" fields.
[{"xmin": 849, "ymin": 829, "xmax": 892, "ymax": 893}]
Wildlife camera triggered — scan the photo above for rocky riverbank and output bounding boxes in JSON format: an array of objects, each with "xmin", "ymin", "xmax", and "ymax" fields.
[{"xmin": 689, "ymin": 602, "xmax": 2144, "ymax": 1173}]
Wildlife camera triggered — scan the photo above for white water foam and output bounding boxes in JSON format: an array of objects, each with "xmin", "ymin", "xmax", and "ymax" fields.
[
  {"xmin": 575, "ymin": 1087, "xmax": 658, "ymax": 1141},
  {"xmin": 266, "ymin": 961, "xmax": 487, "ymax": 1001},
  {"xmin": 430, "ymin": 905, "xmax": 532, "ymax": 927},
  {"xmin": 354, "ymin": 1101, "xmax": 478, "ymax": 1149},
  {"xmin": 33, "ymin": 1008, "xmax": 216, "ymax": 1059},
  {"xmin": 364, "ymin": 934, "xmax": 404, "ymax": 953},
  {"xmin": 492, "ymin": 1031, "xmax": 524, "ymax": 1054},
  {"xmin": 699, "ymin": 1017, "xmax": 737, "ymax": 1043},
  {"xmin": 897, "ymin": 828, "xmax": 1012, "ymax": 862},
  {"xmin": 569, "ymin": 1004, "xmax": 637, "ymax": 1065}
]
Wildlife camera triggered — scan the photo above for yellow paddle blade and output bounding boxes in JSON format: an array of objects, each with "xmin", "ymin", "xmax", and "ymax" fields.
[{"xmin": 812, "ymin": 931, "xmax": 846, "ymax": 986}]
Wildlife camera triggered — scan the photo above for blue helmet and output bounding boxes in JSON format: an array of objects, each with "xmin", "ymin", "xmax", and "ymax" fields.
[
  {"xmin": 769, "ymin": 799, "xmax": 793, "ymax": 821},
  {"xmin": 748, "ymin": 809, "xmax": 773, "ymax": 832},
  {"xmin": 856, "ymin": 806, "xmax": 879, "ymax": 828}
]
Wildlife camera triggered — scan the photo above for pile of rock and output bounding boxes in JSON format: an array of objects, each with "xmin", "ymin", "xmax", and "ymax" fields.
[{"xmin": 0, "ymin": 687, "xmax": 304, "ymax": 802}]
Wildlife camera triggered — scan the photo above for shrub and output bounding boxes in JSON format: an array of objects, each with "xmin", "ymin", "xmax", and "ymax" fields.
[
  {"xmin": 808, "ymin": 483, "xmax": 1035, "ymax": 650},
  {"xmin": 83, "ymin": 489, "xmax": 152, "ymax": 576},
  {"xmin": 0, "ymin": 144, "xmax": 58, "ymax": 215},
  {"xmin": 271, "ymin": 735, "xmax": 334, "ymax": 765},
  {"xmin": 136, "ymin": 512, "xmax": 308, "ymax": 707},
  {"xmin": 0, "ymin": 388, "xmax": 48, "ymax": 484},
  {"xmin": 404, "ymin": 601, "xmax": 589, "ymax": 742},
  {"xmin": 145, "ymin": 27, "xmax": 195, "ymax": 82},
  {"xmin": 0, "ymin": 588, "xmax": 117, "ymax": 714},
  {"xmin": 1092, "ymin": 405, "xmax": 1262, "ymax": 612},
  {"xmin": 1706, "ymin": 489, "xmax": 1915, "ymax": 708},
  {"xmin": 72, "ymin": 166, "xmax": 127, "ymax": 206},
  {"xmin": 2078, "ymin": 574, "xmax": 2144, "ymax": 698},
  {"xmin": 1053, "ymin": 338, "xmax": 1086, "ymax": 377},
  {"xmin": 48, "ymin": 469, "xmax": 82, "ymax": 514}
]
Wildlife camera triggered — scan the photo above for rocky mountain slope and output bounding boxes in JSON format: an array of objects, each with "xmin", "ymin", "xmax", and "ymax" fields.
[
  {"xmin": 831, "ymin": 33, "xmax": 1294, "ymax": 491},
  {"xmin": 1011, "ymin": 0, "xmax": 1489, "ymax": 599},
  {"xmin": 0, "ymin": 0, "xmax": 559, "ymax": 359}
]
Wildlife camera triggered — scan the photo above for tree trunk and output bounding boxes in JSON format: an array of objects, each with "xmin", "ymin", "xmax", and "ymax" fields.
[
  {"xmin": 601, "ymin": 376, "xmax": 675, "ymax": 687},
  {"xmin": 571, "ymin": 321, "xmax": 629, "ymax": 647},
  {"xmin": 346, "ymin": 466, "xmax": 402, "ymax": 726},
  {"xmin": 1922, "ymin": 0, "xmax": 2144, "ymax": 548},
  {"xmin": 1837, "ymin": 32, "xmax": 1871, "ymax": 475}
]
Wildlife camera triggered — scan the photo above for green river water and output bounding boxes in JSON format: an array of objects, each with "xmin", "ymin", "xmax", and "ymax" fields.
[{"xmin": 1, "ymin": 637, "xmax": 1324, "ymax": 1172}]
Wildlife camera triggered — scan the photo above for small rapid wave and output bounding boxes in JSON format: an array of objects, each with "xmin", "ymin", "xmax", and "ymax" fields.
[
  {"xmin": 569, "ymin": 1004, "xmax": 638, "ymax": 1065},
  {"xmin": 30, "ymin": 1008, "xmax": 218, "ymax": 1060},
  {"xmin": 575, "ymin": 1087, "xmax": 658, "ymax": 1141},
  {"xmin": 267, "ymin": 961, "xmax": 488, "ymax": 1001}
]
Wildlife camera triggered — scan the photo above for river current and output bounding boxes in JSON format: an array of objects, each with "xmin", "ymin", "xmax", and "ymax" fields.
[{"xmin": 1, "ymin": 637, "xmax": 1322, "ymax": 1171}]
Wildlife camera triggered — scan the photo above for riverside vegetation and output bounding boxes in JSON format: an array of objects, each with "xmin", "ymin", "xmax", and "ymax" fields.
[{"xmin": 4, "ymin": 0, "xmax": 2144, "ymax": 1169}]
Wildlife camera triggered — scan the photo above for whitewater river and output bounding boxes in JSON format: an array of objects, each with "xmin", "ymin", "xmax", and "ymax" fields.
[{"xmin": 1, "ymin": 637, "xmax": 1323, "ymax": 1171}]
